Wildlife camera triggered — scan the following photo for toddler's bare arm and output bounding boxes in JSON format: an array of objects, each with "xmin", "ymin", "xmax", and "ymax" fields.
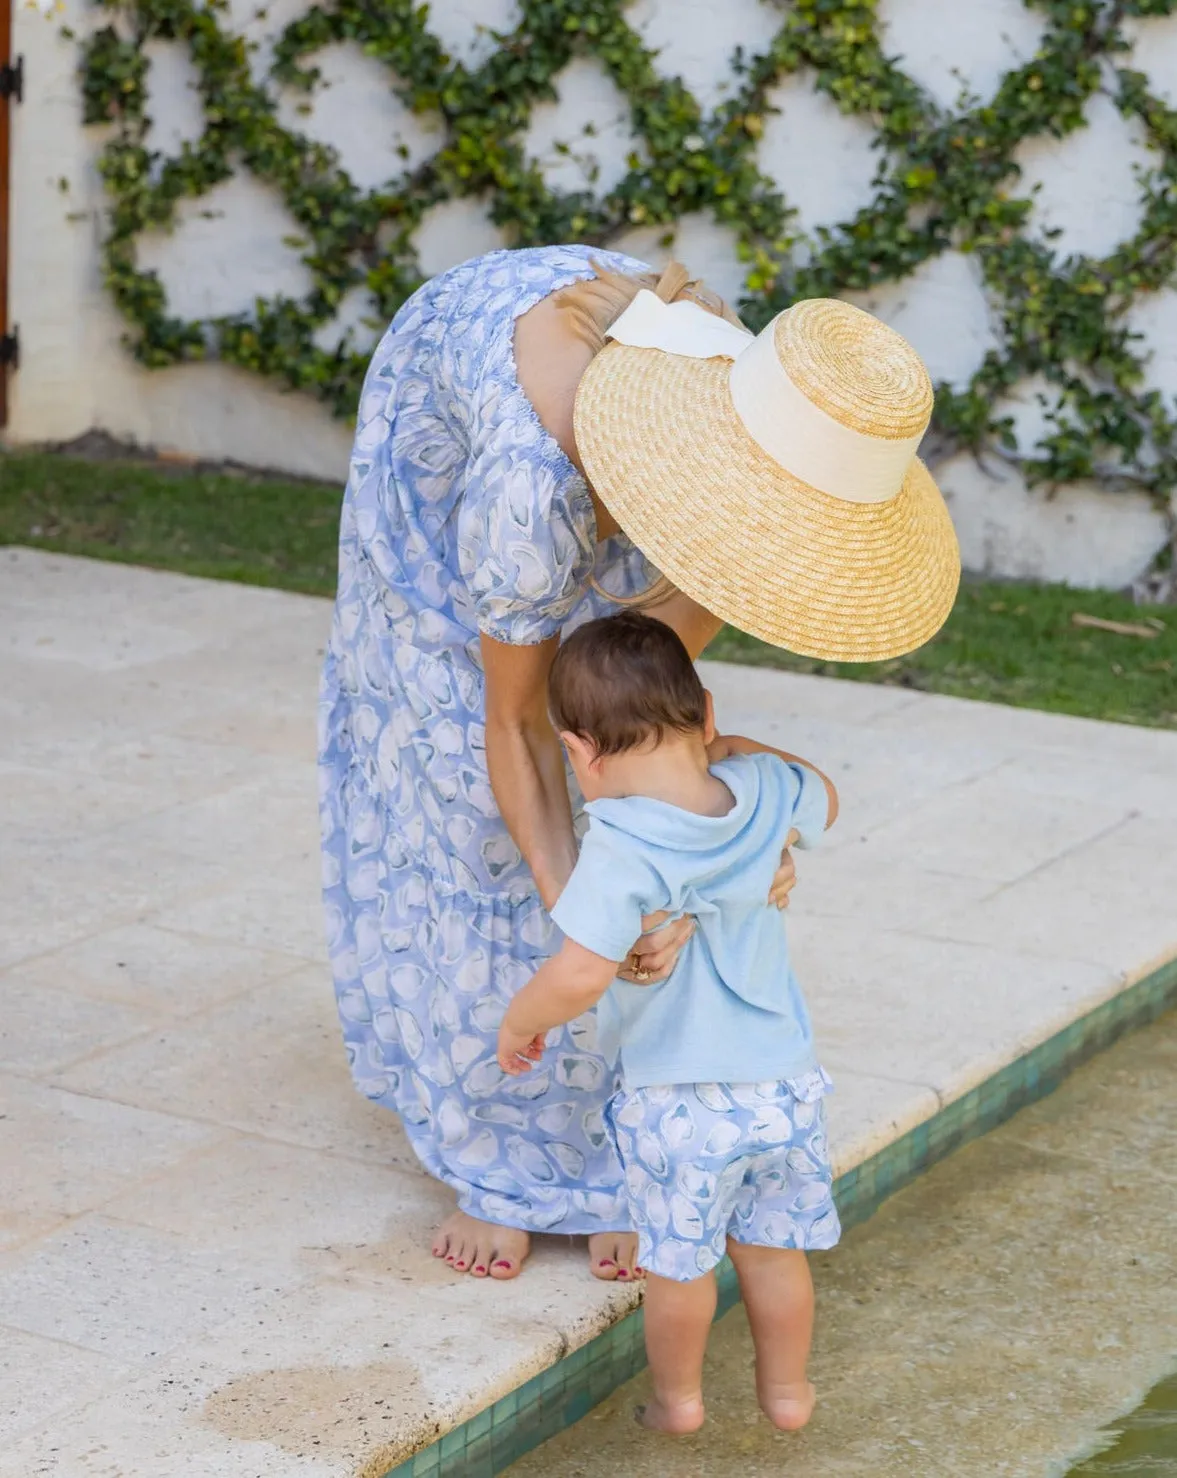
[{"xmin": 497, "ymin": 940, "xmax": 619, "ymax": 1074}]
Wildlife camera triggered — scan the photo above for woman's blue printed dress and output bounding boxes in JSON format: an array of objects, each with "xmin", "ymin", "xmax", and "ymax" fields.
[{"xmin": 318, "ymin": 245, "xmax": 656, "ymax": 1233}]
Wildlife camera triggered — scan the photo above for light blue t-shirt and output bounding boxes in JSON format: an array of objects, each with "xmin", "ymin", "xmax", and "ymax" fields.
[{"xmin": 550, "ymin": 753, "xmax": 829, "ymax": 1090}]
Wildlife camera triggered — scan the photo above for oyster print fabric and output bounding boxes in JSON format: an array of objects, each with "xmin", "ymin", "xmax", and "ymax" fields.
[
  {"xmin": 318, "ymin": 245, "xmax": 658, "ymax": 1233},
  {"xmin": 606, "ymin": 1070, "xmax": 841, "ymax": 1281}
]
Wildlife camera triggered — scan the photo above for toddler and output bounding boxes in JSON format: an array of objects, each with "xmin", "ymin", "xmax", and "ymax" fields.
[{"xmin": 497, "ymin": 611, "xmax": 841, "ymax": 1436}]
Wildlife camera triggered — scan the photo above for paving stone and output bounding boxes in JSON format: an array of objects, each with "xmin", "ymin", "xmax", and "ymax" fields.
[
  {"xmin": 142, "ymin": 865, "xmax": 328, "ymax": 962},
  {"xmin": 817, "ymin": 1064, "xmax": 942, "ymax": 1177},
  {"xmin": 38, "ymin": 731, "xmax": 274, "ymax": 804},
  {"xmin": 797, "ymin": 927, "xmax": 1119, "ymax": 1102},
  {"xmin": 794, "ymin": 849, "xmax": 995, "ymax": 935},
  {"xmin": 926, "ymin": 813, "xmax": 1177, "ymax": 975},
  {"xmin": 0, "ymin": 970, "xmax": 158, "ymax": 1076},
  {"xmin": 0, "ymin": 761, "xmax": 182, "ymax": 846},
  {"xmin": 113, "ymin": 764, "xmax": 321, "ymax": 872},
  {"xmin": 834, "ymin": 766, "xmax": 1136, "ymax": 884},
  {"xmin": 11, "ymin": 922, "xmax": 304, "ymax": 1016},
  {"xmin": 0, "ymin": 1216, "xmax": 278, "ymax": 1363},
  {"xmin": 0, "ymin": 603, "xmax": 205, "ymax": 673},
  {"xmin": 0, "ymin": 828, "xmax": 235, "ymax": 970},
  {"xmin": 54, "ymin": 968, "xmax": 416, "ymax": 1167},
  {"xmin": 0, "ymin": 1328, "xmax": 131, "ymax": 1448},
  {"xmin": 873, "ymin": 686, "xmax": 1177, "ymax": 765},
  {"xmin": 104, "ymin": 1136, "xmax": 436, "ymax": 1269},
  {"xmin": 0, "ymin": 1275, "xmax": 576, "ymax": 1478},
  {"xmin": 171, "ymin": 704, "xmax": 319, "ymax": 761},
  {"xmin": 0, "ymin": 1073, "xmax": 220, "ymax": 1221},
  {"xmin": 700, "ymin": 659, "xmax": 924, "ymax": 726}
]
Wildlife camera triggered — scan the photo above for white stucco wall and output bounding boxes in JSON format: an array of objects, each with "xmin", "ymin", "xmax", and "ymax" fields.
[{"xmin": 7, "ymin": 0, "xmax": 1177, "ymax": 586}]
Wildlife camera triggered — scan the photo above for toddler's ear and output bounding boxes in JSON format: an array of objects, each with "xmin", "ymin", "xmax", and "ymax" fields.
[
  {"xmin": 560, "ymin": 730, "xmax": 600, "ymax": 771},
  {"xmin": 702, "ymin": 690, "xmax": 717, "ymax": 746}
]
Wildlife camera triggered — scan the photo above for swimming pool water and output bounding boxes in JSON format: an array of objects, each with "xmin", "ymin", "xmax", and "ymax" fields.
[{"xmin": 1067, "ymin": 1373, "xmax": 1177, "ymax": 1475}]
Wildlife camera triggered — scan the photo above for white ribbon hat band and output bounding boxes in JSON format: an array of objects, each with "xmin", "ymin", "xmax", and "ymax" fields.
[
  {"xmin": 601, "ymin": 288, "xmax": 753, "ymax": 359},
  {"xmin": 605, "ymin": 289, "xmax": 922, "ymax": 505}
]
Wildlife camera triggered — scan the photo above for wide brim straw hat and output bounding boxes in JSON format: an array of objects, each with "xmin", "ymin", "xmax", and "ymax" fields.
[{"xmin": 573, "ymin": 287, "xmax": 961, "ymax": 662}]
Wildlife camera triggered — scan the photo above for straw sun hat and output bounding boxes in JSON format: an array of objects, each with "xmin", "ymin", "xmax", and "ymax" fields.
[{"xmin": 573, "ymin": 288, "xmax": 961, "ymax": 662}]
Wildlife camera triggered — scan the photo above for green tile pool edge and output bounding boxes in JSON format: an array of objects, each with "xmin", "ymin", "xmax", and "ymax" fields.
[{"xmin": 381, "ymin": 955, "xmax": 1177, "ymax": 1478}]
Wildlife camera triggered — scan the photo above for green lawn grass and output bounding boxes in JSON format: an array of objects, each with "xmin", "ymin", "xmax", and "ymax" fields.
[
  {"xmin": 0, "ymin": 449, "xmax": 343, "ymax": 596},
  {"xmin": 707, "ymin": 586, "xmax": 1177, "ymax": 729},
  {"xmin": 2, "ymin": 448, "xmax": 1174, "ymax": 728}
]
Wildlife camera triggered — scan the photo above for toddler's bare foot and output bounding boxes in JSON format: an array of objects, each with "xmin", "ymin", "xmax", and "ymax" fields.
[
  {"xmin": 431, "ymin": 1211, "xmax": 529, "ymax": 1280},
  {"xmin": 588, "ymin": 1230, "xmax": 644, "ymax": 1282},
  {"xmin": 635, "ymin": 1395, "xmax": 705, "ymax": 1434},
  {"xmin": 758, "ymin": 1378, "xmax": 816, "ymax": 1432}
]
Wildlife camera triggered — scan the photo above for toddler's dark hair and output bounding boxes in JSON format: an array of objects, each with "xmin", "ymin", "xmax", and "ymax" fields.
[{"xmin": 548, "ymin": 611, "xmax": 707, "ymax": 757}]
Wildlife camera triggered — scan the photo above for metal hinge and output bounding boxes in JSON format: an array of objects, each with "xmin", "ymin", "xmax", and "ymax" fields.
[
  {"xmin": 0, "ymin": 330, "xmax": 19, "ymax": 370},
  {"xmin": 0, "ymin": 57, "xmax": 23, "ymax": 103}
]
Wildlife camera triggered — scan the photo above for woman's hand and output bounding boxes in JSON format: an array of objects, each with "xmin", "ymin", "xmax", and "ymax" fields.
[
  {"xmin": 770, "ymin": 828, "xmax": 800, "ymax": 910},
  {"xmin": 480, "ymin": 633, "xmax": 578, "ymax": 910},
  {"xmin": 618, "ymin": 912, "xmax": 695, "ymax": 984},
  {"xmin": 497, "ymin": 1025, "xmax": 546, "ymax": 1076}
]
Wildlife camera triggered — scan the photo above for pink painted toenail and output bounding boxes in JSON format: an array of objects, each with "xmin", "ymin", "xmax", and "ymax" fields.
[
  {"xmin": 494, "ymin": 1260, "xmax": 513, "ymax": 1269},
  {"xmin": 598, "ymin": 1259, "xmax": 615, "ymax": 1268},
  {"xmin": 474, "ymin": 1265, "xmax": 486, "ymax": 1273},
  {"xmin": 618, "ymin": 1269, "xmax": 630, "ymax": 1279}
]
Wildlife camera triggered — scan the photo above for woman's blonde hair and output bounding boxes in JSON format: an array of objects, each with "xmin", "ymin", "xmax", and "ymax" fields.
[{"xmin": 554, "ymin": 259, "xmax": 745, "ymax": 612}]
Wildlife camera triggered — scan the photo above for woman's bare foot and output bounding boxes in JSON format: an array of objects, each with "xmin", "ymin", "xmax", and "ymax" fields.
[
  {"xmin": 758, "ymin": 1378, "xmax": 816, "ymax": 1432},
  {"xmin": 588, "ymin": 1230, "xmax": 644, "ymax": 1282},
  {"xmin": 635, "ymin": 1395, "xmax": 705, "ymax": 1434},
  {"xmin": 431, "ymin": 1211, "xmax": 530, "ymax": 1280}
]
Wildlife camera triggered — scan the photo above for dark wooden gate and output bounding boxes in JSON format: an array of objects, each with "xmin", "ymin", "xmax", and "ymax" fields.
[{"xmin": 0, "ymin": 0, "xmax": 17, "ymax": 427}]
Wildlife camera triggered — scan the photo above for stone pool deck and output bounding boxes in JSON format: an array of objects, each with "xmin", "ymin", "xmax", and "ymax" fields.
[{"xmin": 1, "ymin": 547, "xmax": 1175, "ymax": 1478}]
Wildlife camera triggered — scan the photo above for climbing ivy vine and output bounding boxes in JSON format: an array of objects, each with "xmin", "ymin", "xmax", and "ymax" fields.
[{"xmin": 78, "ymin": 0, "xmax": 1177, "ymax": 544}]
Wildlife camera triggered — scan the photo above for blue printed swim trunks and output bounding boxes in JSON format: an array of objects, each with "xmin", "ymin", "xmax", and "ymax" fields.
[{"xmin": 605, "ymin": 1070, "xmax": 842, "ymax": 1282}]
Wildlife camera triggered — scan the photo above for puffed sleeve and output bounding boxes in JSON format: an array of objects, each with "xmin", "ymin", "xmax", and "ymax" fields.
[{"xmin": 457, "ymin": 400, "xmax": 597, "ymax": 647}]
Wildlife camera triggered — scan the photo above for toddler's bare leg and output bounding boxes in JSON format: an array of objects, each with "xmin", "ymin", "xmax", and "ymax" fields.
[
  {"xmin": 727, "ymin": 1241, "xmax": 816, "ymax": 1431},
  {"xmin": 637, "ymin": 1269, "xmax": 716, "ymax": 1434}
]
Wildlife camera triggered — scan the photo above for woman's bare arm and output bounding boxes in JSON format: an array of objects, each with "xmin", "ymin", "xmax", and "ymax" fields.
[
  {"xmin": 643, "ymin": 587, "xmax": 724, "ymax": 659},
  {"xmin": 480, "ymin": 626, "xmax": 694, "ymax": 975},
  {"xmin": 480, "ymin": 632, "xmax": 578, "ymax": 912}
]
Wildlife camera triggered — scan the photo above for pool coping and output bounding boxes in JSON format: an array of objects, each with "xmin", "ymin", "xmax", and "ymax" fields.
[{"xmin": 378, "ymin": 952, "xmax": 1177, "ymax": 1478}]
